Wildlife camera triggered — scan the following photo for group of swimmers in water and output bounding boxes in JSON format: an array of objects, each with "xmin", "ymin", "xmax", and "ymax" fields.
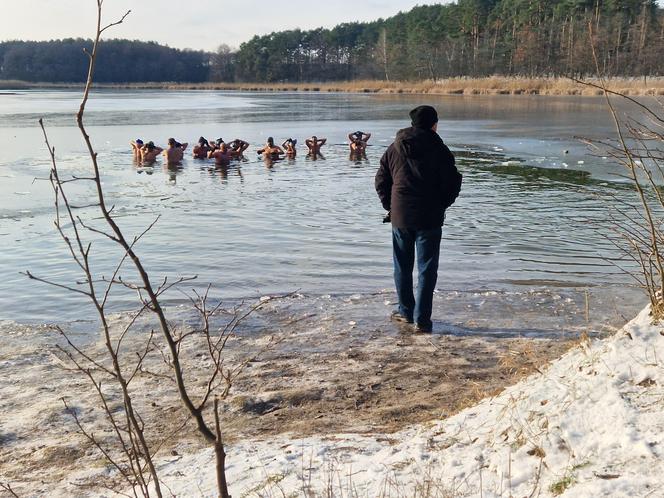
[{"xmin": 130, "ymin": 131, "xmax": 373, "ymax": 167}]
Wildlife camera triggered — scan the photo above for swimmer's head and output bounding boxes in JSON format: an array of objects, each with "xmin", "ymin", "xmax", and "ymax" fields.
[
  {"xmin": 354, "ymin": 131, "xmax": 363, "ymax": 139},
  {"xmin": 216, "ymin": 138, "xmax": 224, "ymax": 146},
  {"xmin": 267, "ymin": 137, "xmax": 274, "ymax": 147},
  {"xmin": 168, "ymin": 138, "xmax": 176, "ymax": 146},
  {"xmin": 136, "ymin": 139, "xmax": 144, "ymax": 145},
  {"xmin": 199, "ymin": 137, "xmax": 208, "ymax": 146},
  {"xmin": 311, "ymin": 136, "xmax": 317, "ymax": 141},
  {"xmin": 147, "ymin": 142, "xmax": 155, "ymax": 151}
]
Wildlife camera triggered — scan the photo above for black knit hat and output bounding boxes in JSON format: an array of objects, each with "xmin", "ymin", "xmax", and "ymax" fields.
[{"xmin": 409, "ymin": 105, "xmax": 438, "ymax": 129}]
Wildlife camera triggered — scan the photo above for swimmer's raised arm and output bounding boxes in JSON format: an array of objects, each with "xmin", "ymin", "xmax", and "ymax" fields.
[
  {"xmin": 237, "ymin": 140, "xmax": 249, "ymax": 153},
  {"xmin": 130, "ymin": 140, "xmax": 145, "ymax": 157}
]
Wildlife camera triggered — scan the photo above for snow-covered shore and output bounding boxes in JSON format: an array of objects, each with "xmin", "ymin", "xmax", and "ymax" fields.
[
  {"xmin": 149, "ymin": 305, "xmax": 664, "ymax": 497},
  {"xmin": 1, "ymin": 293, "xmax": 657, "ymax": 497}
]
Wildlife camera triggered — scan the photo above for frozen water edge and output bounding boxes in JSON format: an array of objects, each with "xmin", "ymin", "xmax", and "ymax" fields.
[
  {"xmin": 0, "ymin": 288, "xmax": 647, "ymax": 496},
  {"xmin": 1, "ymin": 283, "xmax": 633, "ymax": 346}
]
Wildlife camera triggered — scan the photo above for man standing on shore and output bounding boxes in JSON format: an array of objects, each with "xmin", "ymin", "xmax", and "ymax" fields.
[{"xmin": 375, "ymin": 105, "xmax": 462, "ymax": 332}]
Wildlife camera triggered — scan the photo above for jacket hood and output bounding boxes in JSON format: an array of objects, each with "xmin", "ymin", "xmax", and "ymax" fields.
[{"xmin": 394, "ymin": 126, "xmax": 440, "ymax": 160}]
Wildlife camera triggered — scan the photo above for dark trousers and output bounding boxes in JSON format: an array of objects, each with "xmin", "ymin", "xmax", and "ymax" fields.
[{"xmin": 392, "ymin": 226, "xmax": 442, "ymax": 329}]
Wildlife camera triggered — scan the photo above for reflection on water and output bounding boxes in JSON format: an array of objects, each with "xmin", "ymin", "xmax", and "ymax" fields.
[
  {"xmin": 0, "ymin": 90, "xmax": 648, "ymax": 324},
  {"xmin": 306, "ymin": 152, "xmax": 326, "ymax": 162}
]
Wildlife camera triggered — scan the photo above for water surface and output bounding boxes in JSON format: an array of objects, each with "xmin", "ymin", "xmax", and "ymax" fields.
[{"xmin": 0, "ymin": 90, "xmax": 645, "ymax": 325}]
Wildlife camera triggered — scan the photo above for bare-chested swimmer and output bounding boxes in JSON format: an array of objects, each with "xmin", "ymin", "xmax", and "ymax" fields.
[
  {"xmin": 140, "ymin": 141, "xmax": 163, "ymax": 164},
  {"xmin": 209, "ymin": 138, "xmax": 224, "ymax": 151},
  {"xmin": 282, "ymin": 138, "xmax": 297, "ymax": 158},
  {"xmin": 305, "ymin": 135, "xmax": 327, "ymax": 159},
  {"xmin": 229, "ymin": 139, "xmax": 250, "ymax": 158},
  {"xmin": 131, "ymin": 139, "xmax": 144, "ymax": 161},
  {"xmin": 208, "ymin": 141, "xmax": 232, "ymax": 166},
  {"xmin": 257, "ymin": 137, "xmax": 284, "ymax": 159},
  {"xmin": 192, "ymin": 137, "xmax": 211, "ymax": 159},
  {"xmin": 348, "ymin": 130, "xmax": 371, "ymax": 155},
  {"xmin": 163, "ymin": 138, "xmax": 188, "ymax": 165}
]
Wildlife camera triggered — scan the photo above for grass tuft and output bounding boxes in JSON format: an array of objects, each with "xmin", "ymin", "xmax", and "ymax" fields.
[{"xmin": 549, "ymin": 474, "xmax": 576, "ymax": 496}]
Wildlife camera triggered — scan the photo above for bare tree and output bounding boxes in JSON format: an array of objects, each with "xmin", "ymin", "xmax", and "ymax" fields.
[
  {"xmin": 25, "ymin": 2, "xmax": 272, "ymax": 496},
  {"xmin": 575, "ymin": 23, "xmax": 664, "ymax": 318},
  {"xmin": 377, "ymin": 28, "xmax": 390, "ymax": 82},
  {"xmin": 210, "ymin": 43, "xmax": 236, "ymax": 82}
]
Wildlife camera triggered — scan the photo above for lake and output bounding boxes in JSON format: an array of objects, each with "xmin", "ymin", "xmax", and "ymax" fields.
[{"xmin": 0, "ymin": 90, "xmax": 646, "ymax": 329}]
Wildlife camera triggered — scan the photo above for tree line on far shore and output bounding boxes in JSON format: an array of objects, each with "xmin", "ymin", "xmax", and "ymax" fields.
[
  {"xmin": 232, "ymin": 0, "xmax": 664, "ymax": 82},
  {"xmin": 2, "ymin": 0, "xmax": 663, "ymax": 84},
  {"xmin": 0, "ymin": 39, "xmax": 209, "ymax": 83}
]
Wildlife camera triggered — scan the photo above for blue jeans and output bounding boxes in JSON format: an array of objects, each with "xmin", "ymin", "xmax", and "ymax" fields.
[{"xmin": 392, "ymin": 226, "xmax": 442, "ymax": 329}]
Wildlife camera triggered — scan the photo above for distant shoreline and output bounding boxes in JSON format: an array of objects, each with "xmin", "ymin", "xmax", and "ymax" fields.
[{"xmin": 2, "ymin": 77, "xmax": 664, "ymax": 96}]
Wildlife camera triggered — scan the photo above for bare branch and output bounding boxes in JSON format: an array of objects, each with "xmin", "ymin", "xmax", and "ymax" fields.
[
  {"xmin": 115, "ymin": 305, "xmax": 151, "ymax": 356},
  {"xmin": 55, "ymin": 339, "xmax": 116, "ymax": 379},
  {"xmin": 100, "ymin": 9, "xmax": 131, "ymax": 35},
  {"xmin": 76, "ymin": 216, "xmax": 120, "ymax": 242},
  {"xmin": 22, "ymin": 271, "xmax": 91, "ymax": 297},
  {"xmin": 0, "ymin": 482, "xmax": 20, "ymax": 498},
  {"xmin": 62, "ymin": 397, "xmax": 135, "ymax": 488},
  {"xmin": 127, "ymin": 330, "xmax": 156, "ymax": 384}
]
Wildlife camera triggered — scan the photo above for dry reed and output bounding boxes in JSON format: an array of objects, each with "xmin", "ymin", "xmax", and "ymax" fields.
[{"xmin": 3, "ymin": 76, "xmax": 664, "ymax": 96}]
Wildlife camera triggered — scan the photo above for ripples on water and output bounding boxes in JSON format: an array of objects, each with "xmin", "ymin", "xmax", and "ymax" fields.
[{"xmin": 0, "ymin": 90, "xmax": 646, "ymax": 327}]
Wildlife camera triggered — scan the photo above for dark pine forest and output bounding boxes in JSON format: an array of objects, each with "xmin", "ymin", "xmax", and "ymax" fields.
[{"xmin": 1, "ymin": 0, "xmax": 663, "ymax": 83}]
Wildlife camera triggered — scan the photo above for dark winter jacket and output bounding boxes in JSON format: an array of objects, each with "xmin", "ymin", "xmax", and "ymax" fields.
[{"xmin": 375, "ymin": 126, "xmax": 461, "ymax": 229}]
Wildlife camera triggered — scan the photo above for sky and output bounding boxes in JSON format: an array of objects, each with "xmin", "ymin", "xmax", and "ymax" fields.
[{"xmin": 0, "ymin": 0, "xmax": 448, "ymax": 52}]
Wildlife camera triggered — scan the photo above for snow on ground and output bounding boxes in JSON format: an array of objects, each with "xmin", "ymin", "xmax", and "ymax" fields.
[{"xmin": 151, "ymin": 306, "xmax": 664, "ymax": 497}]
